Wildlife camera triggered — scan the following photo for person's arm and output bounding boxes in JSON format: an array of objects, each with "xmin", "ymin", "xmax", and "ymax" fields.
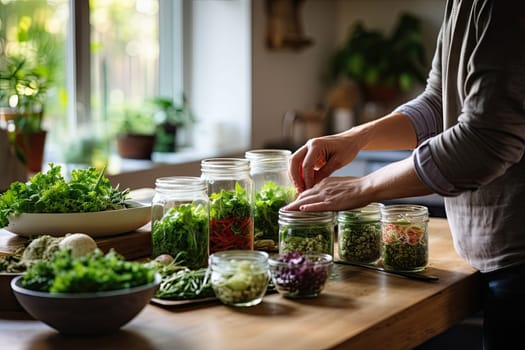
[
  {"xmin": 288, "ymin": 113, "xmax": 417, "ymax": 192},
  {"xmin": 284, "ymin": 156, "xmax": 431, "ymax": 212},
  {"xmin": 286, "ymin": 18, "xmax": 446, "ymax": 209},
  {"xmin": 413, "ymin": 2, "xmax": 525, "ymax": 196}
]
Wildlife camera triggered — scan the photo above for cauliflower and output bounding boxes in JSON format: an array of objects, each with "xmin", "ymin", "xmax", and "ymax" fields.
[{"xmin": 58, "ymin": 233, "xmax": 97, "ymax": 258}]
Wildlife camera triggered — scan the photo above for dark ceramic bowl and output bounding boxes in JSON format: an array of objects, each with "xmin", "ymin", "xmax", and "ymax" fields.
[
  {"xmin": 11, "ymin": 273, "xmax": 160, "ymax": 335},
  {"xmin": 0, "ymin": 272, "xmax": 23, "ymax": 311}
]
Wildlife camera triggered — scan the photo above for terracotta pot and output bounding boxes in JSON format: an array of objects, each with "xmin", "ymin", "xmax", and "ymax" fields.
[
  {"xmin": 15, "ymin": 130, "xmax": 47, "ymax": 174},
  {"xmin": 116, "ymin": 134, "xmax": 156, "ymax": 160}
]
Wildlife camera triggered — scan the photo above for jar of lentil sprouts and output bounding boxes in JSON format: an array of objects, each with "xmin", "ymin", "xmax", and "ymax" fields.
[
  {"xmin": 201, "ymin": 158, "xmax": 254, "ymax": 253},
  {"xmin": 337, "ymin": 202, "xmax": 383, "ymax": 265},
  {"xmin": 278, "ymin": 209, "xmax": 335, "ymax": 256},
  {"xmin": 381, "ymin": 204, "xmax": 429, "ymax": 272},
  {"xmin": 245, "ymin": 149, "xmax": 296, "ymax": 252},
  {"xmin": 151, "ymin": 176, "xmax": 209, "ymax": 269}
]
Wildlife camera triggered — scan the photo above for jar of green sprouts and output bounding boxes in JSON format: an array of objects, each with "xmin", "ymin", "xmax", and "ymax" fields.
[
  {"xmin": 337, "ymin": 202, "xmax": 383, "ymax": 265},
  {"xmin": 278, "ymin": 209, "xmax": 335, "ymax": 256}
]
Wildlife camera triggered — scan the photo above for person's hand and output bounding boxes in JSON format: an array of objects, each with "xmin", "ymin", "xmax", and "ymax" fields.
[
  {"xmin": 283, "ymin": 176, "xmax": 370, "ymax": 212},
  {"xmin": 288, "ymin": 133, "xmax": 361, "ymax": 193},
  {"xmin": 284, "ymin": 157, "xmax": 433, "ymax": 212}
]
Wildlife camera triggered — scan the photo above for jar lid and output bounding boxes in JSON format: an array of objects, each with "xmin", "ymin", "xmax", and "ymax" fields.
[
  {"xmin": 278, "ymin": 208, "xmax": 335, "ymax": 224},
  {"xmin": 337, "ymin": 202, "xmax": 383, "ymax": 222},
  {"xmin": 155, "ymin": 176, "xmax": 206, "ymax": 193},
  {"xmin": 380, "ymin": 204, "xmax": 429, "ymax": 222},
  {"xmin": 245, "ymin": 149, "xmax": 291, "ymax": 173},
  {"xmin": 245, "ymin": 149, "xmax": 291, "ymax": 160},
  {"xmin": 201, "ymin": 158, "xmax": 250, "ymax": 174}
]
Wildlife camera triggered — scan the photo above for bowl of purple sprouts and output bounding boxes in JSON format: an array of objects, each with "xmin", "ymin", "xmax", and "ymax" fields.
[{"xmin": 268, "ymin": 251, "xmax": 332, "ymax": 298}]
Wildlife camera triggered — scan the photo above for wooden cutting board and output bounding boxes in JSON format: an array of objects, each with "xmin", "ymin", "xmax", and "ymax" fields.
[{"xmin": 0, "ymin": 225, "xmax": 152, "ymax": 261}]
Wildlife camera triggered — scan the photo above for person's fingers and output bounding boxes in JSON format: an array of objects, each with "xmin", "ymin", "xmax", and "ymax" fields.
[
  {"xmin": 282, "ymin": 186, "xmax": 326, "ymax": 210},
  {"xmin": 301, "ymin": 145, "xmax": 325, "ymax": 190},
  {"xmin": 288, "ymin": 146, "xmax": 308, "ymax": 192}
]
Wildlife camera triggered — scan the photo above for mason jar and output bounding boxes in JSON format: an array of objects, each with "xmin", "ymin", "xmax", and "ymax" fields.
[
  {"xmin": 151, "ymin": 176, "xmax": 209, "ymax": 269},
  {"xmin": 208, "ymin": 250, "xmax": 270, "ymax": 307},
  {"xmin": 337, "ymin": 202, "xmax": 383, "ymax": 265},
  {"xmin": 201, "ymin": 158, "xmax": 254, "ymax": 253},
  {"xmin": 278, "ymin": 209, "xmax": 335, "ymax": 256},
  {"xmin": 245, "ymin": 149, "xmax": 296, "ymax": 252},
  {"xmin": 381, "ymin": 204, "xmax": 429, "ymax": 272}
]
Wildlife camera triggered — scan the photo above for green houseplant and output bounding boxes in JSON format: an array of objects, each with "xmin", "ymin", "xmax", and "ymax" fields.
[
  {"xmin": 328, "ymin": 12, "xmax": 427, "ymax": 102},
  {"xmin": 149, "ymin": 95, "xmax": 196, "ymax": 153},
  {"xmin": 0, "ymin": 55, "xmax": 51, "ymax": 173},
  {"xmin": 114, "ymin": 95, "xmax": 196, "ymax": 158}
]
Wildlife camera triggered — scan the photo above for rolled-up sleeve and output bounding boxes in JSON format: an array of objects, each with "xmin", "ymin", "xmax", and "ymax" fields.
[{"xmin": 396, "ymin": 2, "xmax": 525, "ymax": 196}]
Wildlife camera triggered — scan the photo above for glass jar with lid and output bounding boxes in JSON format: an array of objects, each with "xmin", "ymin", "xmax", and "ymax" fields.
[
  {"xmin": 201, "ymin": 158, "xmax": 254, "ymax": 253},
  {"xmin": 245, "ymin": 149, "xmax": 296, "ymax": 252},
  {"xmin": 337, "ymin": 202, "xmax": 383, "ymax": 265},
  {"xmin": 151, "ymin": 176, "xmax": 209, "ymax": 269},
  {"xmin": 278, "ymin": 209, "xmax": 335, "ymax": 256},
  {"xmin": 381, "ymin": 204, "xmax": 429, "ymax": 272}
]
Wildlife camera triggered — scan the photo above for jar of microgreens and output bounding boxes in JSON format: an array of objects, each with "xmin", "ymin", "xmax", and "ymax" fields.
[
  {"xmin": 278, "ymin": 209, "xmax": 335, "ymax": 256},
  {"xmin": 151, "ymin": 176, "xmax": 209, "ymax": 269},
  {"xmin": 245, "ymin": 149, "xmax": 296, "ymax": 252},
  {"xmin": 381, "ymin": 204, "xmax": 429, "ymax": 272},
  {"xmin": 337, "ymin": 202, "xmax": 383, "ymax": 265},
  {"xmin": 201, "ymin": 158, "xmax": 254, "ymax": 253}
]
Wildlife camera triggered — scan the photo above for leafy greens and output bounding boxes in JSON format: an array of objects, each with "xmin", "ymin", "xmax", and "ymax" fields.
[{"xmin": 0, "ymin": 163, "xmax": 129, "ymax": 227}]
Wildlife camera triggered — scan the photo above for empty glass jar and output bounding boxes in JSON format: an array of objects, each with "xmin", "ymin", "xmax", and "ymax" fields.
[
  {"xmin": 201, "ymin": 158, "xmax": 254, "ymax": 253},
  {"xmin": 245, "ymin": 149, "xmax": 296, "ymax": 252},
  {"xmin": 381, "ymin": 204, "xmax": 429, "ymax": 272}
]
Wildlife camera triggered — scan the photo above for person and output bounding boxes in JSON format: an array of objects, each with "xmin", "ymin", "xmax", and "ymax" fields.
[{"xmin": 283, "ymin": 1, "xmax": 525, "ymax": 349}]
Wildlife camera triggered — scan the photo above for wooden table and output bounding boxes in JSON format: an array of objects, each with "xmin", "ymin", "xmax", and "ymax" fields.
[{"xmin": 0, "ymin": 218, "xmax": 481, "ymax": 350}]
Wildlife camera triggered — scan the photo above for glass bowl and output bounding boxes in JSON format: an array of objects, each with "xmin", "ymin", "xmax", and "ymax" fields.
[
  {"xmin": 268, "ymin": 252, "xmax": 332, "ymax": 298},
  {"xmin": 208, "ymin": 250, "xmax": 270, "ymax": 307}
]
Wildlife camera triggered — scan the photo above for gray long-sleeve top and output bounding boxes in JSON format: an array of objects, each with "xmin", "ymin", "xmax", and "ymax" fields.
[{"xmin": 394, "ymin": 0, "xmax": 525, "ymax": 272}]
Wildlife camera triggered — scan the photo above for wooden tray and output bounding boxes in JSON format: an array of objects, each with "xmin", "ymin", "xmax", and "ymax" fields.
[{"xmin": 0, "ymin": 226, "xmax": 152, "ymax": 261}]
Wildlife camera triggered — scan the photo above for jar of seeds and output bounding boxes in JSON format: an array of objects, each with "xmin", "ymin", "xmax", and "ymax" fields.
[{"xmin": 337, "ymin": 202, "xmax": 383, "ymax": 265}]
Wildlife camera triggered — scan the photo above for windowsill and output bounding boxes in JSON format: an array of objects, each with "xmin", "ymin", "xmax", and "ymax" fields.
[{"xmin": 105, "ymin": 144, "xmax": 246, "ymax": 175}]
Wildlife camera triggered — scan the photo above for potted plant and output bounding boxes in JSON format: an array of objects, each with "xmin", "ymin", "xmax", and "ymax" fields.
[
  {"xmin": 149, "ymin": 95, "xmax": 196, "ymax": 153},
  {"xmin": 0, "ymin": 55, "xmax": 50, "ymax": 173},
  {"xmin": 114, "ymin": 105, "xmax": 157, "ymax": 160},
  {"xmin": 327, "ymin": 12, "xmax": 428, "ymax": 103}
]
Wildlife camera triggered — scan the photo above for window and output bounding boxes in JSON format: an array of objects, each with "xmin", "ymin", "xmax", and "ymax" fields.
[{"xmin": 1, "ymin": 0, "xmax": 251, "ymax": 173}]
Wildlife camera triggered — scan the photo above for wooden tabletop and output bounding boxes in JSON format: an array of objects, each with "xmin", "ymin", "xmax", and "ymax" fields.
[{"xmin": 0, "ymin": 218, "xmax": 481, "ymax": 350}]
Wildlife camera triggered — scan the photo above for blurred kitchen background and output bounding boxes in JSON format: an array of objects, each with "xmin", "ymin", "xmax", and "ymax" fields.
[{"xmin": 0, "ymin": 0, "xmax": 445, "ymax": 215}]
